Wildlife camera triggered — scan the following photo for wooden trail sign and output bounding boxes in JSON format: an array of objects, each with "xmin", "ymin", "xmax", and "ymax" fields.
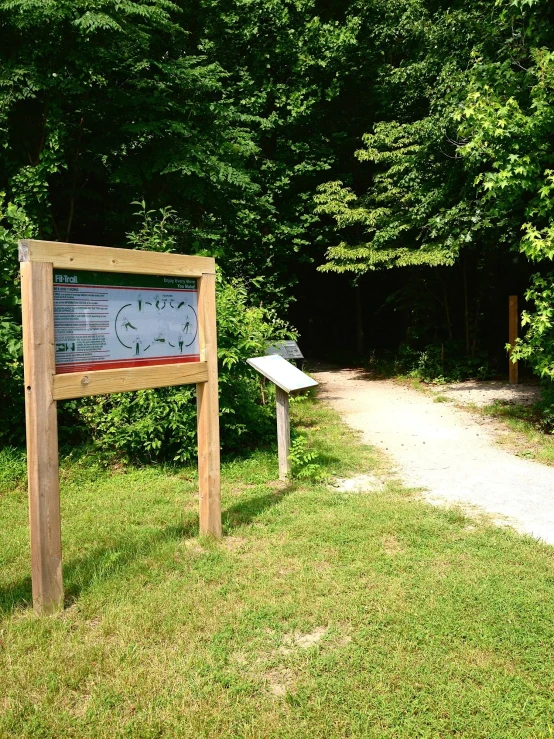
[
  {"xmin": 509, "ymin": 295, "xmax": 519, "ymax": 385},
  {"xmin": 19, "ymin": 239, "xmax": 222, "ymax": 615},
  {"xmin": 247, "ymin": 355, "xmax": 317, "ymax": 480},
  {"xmin": 266, "ymin": 340, "xmax": 304, "ymax": 370}
]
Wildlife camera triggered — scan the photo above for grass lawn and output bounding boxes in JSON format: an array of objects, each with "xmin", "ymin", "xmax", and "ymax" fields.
[
  {"xmin": 2, "ymin": 397, "xmax": 554, "ymax": 738},
  {"xmin": 479, "ymin": 401, "xmax": 554, "ymax": 467}
]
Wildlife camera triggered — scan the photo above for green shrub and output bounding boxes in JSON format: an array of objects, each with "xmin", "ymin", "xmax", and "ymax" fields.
[
  {"xmin": 76, "ymin": 277, "xmax": 294, "ymax": 462},
  {"xmin": 513, "ymin": 273, "xmax": 554, "ymax": 381},
  {"xmin": 509, "ymin": 273, "xmax": 554, "ymax": 433},
  {"xmin": 0, "ymin": 197, "xmax": 35, "ymax": 445},
  {"xmin": 0, "ymin": 195, "xmax": 296, "ymax": 459},
  {"xmin": 288, "ymin": 433, "xmax": 324, "ymax": 481}
]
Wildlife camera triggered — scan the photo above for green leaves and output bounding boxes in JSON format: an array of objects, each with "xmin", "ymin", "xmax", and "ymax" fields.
[
  {"xmin": 127, "ymin": 201, "xmax": 178, "ymax": 253},
  {"xmin": 0, "ymin": 195, "xmax": 34, "ymax": 444},
  {"xmin": 511, "ymin": 273, "xmax": 554, "ymax": 379},
  {"xmin": 0, "ymin": 0, "xmax": 368, "ymax": 311},
  {"xmin": 72, "ymin": 11, "xmax": 124, "ymax": 33},
  {"xmin": 288, "ymin": 433, "xmax": 324, "ymax": 481},
  {"xmin": 314, "ymin": 2, "xmax": 502, "ymax": 277},
  {"xmin": 316, "ymin": 117, "xmax": 468, "ymax": 273},
  {"xmin": 448, "ymin": 4, "xmax": 554, "ymax": 382}
]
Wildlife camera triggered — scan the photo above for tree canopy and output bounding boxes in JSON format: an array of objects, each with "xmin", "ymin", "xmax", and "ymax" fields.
[{"xmin": 2, "ymin": 0, "xmax": 554, "ymax": 449}]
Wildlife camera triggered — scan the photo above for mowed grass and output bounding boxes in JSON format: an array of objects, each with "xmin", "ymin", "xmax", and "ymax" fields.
[
  {"xmin": 2, "ymin": 399, "xmax": 554, "ymax": 738},
  {"xmin": 480, "ymin": 401, "xmax": 554, "ymax": 467}
]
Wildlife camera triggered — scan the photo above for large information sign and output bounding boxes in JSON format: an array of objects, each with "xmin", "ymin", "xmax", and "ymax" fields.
[
  {"xmin": 20, "ymin": 239, "xmax": 221, "ymax": 615},
  {"xmin": 53, "ymin": 270, "xmax": 199, "ymax": 374}
]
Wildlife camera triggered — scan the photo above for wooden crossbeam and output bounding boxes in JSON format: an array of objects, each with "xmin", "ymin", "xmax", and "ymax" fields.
[
  {"xmin": 19, "ymin": 239, "xmax": 215, "ymax": 277},
  {"xmin": 53, "ymin": 361, "xmax": 208, "ymax": 400}
]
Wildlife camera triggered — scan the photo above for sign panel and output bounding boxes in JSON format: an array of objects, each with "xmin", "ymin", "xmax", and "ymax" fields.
[
  {"xmin": 247, "ymin": 354, "xmax": 318, "ymax": 393},
  {"xmin": 53, "ymin": 270, "xmax": 199, "ymax": 374},
  {"xmin": 266, "ymin": 340, "xmax": 304, "ymax": 360}
]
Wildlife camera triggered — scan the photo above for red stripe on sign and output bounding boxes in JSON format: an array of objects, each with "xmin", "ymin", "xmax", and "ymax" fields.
[
  {"xmin": 55, "ymin": 355, "xmax": 201, "ymax": 374},
  {"xmin": 57, "ymin": 352, "xmax": 199, "ymax": 366}
]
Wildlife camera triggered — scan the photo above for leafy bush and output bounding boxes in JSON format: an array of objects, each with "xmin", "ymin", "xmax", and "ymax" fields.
[
  {"xmin": 0, "ymin": 193, "xmax": 296, "ymax": 459},
  {"xmin": 288, "ymin": 433, "xmax": 324, "ymax": 481},
  {"xmin": 511, "ymin": 273, "xmax": 554, "ymax": 432},
  {"xmin": 0, "ymin": 197, "xmax": 35, "ymax": 445},
  {"xmin": 76, "ymin": 277, "xmax": 295, "ymax": 462},
  {"xmin": 512, "ymin": 273, "xmax": 554, "ymax": 381}
]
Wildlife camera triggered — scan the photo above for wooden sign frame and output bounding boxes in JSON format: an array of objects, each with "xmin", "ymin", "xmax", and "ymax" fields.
[
  {"xmin": 19, "ymin": 239, "xmax": 222, "ymax": 615},
  {"xmin": 509, "ymin": 295, "xmax": 519, "ymax": 385}
]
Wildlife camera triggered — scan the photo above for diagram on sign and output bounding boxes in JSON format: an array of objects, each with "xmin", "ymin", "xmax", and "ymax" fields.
[
  {"xmin": 53, "ymin": 270, "xmax": 200, "ymax": 374},
  {"xmin": 114, "ymin": 296, "xmax": 198, "ymax": 357}
]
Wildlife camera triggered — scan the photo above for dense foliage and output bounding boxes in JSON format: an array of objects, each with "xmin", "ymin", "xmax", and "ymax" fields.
[
  {"xmin": 0, "ymin": 198, "xmax": 33, "ymax": 442},
  {"xmin": 0, "ymin": 0, "xmax": 360, "ymax": 300},
  {"xmin": 315, "ymin": 0, "xmax": 554, "ymax": 385},
  {"xmin": 0, "ymin": 0, "xmax": 351, "ymax": 450},
  {"xmin": 3, "ymin": 0, "xmax": 554, "ymax": 447}
]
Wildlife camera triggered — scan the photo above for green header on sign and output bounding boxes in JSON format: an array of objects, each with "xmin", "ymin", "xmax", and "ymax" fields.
[{"xmin": 53, "ymin": 270, "xmax": 197, "ymax": 291}]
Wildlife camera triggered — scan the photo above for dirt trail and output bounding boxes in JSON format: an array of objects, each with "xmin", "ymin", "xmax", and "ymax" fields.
[{"xmin": 313, "ymin": 368, "xmax": 554, "ymax": 545}]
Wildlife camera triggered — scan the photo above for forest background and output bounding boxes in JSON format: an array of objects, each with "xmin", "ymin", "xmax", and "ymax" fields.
[{"xmin": 2, "ymin": 0, "xmax": 554, "ymax": 459}]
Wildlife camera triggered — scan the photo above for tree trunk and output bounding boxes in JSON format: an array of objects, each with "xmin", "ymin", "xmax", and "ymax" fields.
[
  {"xmin": 441, "ymin": 278, "xmax": 453, "ymax": 341},
  {"xmin": 463, "ymin": 260, "xmax": 470, "ymax": 354},
  {"xmin": 355, "ymin": 280, "xmax": 364, "ymax": 356}
]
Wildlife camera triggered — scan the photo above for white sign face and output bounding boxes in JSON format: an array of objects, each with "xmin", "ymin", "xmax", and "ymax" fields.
[
  {"xmin": 247, "ymin": 355, "xmax": 318, "ymax": 393},
  {"xmin": 53, "ymin": 270, "xmax": 199, "ymax": 374},
  {"xmin": 266, "ymin": 340, "xmax": 304, "ymax": 360}
]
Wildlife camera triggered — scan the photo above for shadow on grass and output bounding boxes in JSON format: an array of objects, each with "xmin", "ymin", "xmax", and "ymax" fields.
[
  {"xmin": 0, "ymin": 486, "xmax": 292, "ymax": 617},
  {"xmin": 222, "ymin": 486, "xmax": 292, "ymax": 532},
  {"xmin": 484, "ymin": 400, "xmax": 542, "ymax": 424}
]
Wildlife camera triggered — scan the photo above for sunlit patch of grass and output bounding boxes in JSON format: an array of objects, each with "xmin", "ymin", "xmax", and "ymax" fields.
[
  {"xmin": 481, "ymin": 401, "xmax": 554, "ymax": 466},
  {"xmin": 0, "ymin": 446, "xmax": 27, "ymax": 494},
  {"xmin": 1, "ymin": 398, "xmax": 554, "ymax": 736}
]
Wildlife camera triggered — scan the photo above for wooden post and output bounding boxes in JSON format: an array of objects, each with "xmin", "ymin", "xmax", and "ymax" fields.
[
  {"xmin": 276, "ymin": 387, "xmax": 291, "ymax": 481},
  {"xmin": 21, "ymin": 261, "xmax": 64, "ymax": 614},
  {"xmin": 509, "ymin": 295, "xmax": 519, "ymax": 385},
  {"xmin": 196, "ymin": 272, "xmax": 222, "ymax": 537},
  {"xmin": 354, "ymin": 280, "xmax": 364, "ymax": 357}
]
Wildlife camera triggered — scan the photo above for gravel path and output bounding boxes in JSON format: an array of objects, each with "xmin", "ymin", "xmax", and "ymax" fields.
[
  {"xmin": 314, "ymin": 368, "xmax": 554, "ymax": 545},
  {"xmin": 431, "ymin": 379, "xmax": 541, "ymax": 407}
]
